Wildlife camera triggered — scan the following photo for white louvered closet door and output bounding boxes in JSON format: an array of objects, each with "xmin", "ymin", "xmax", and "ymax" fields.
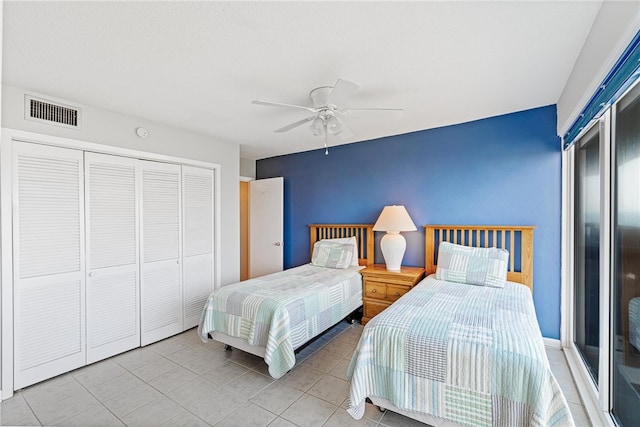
[
  {"xmin": 140, "ymin": 161, "xmax": 183, "ymax": 345},
  {"xmin": 85, "ymin": 153, "xmax": 140, "ymax": 363},
  {"xmin": 13, "ymin": 142, "xmax": 86, "ymax": 389},
  {"xmin": 182, "ymin": 166, "xmax": 214, "ymax": 329}
]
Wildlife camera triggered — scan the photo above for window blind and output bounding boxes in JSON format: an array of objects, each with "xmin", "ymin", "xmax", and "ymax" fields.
[{"xmin": 564, "ymin": 30, "xmax": 640, "ymax": 149}]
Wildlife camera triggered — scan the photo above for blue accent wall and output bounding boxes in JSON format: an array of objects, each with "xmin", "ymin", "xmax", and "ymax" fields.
[{"xmin": 256, "ymin": 105, "xmax": 562, "ymax": 339}]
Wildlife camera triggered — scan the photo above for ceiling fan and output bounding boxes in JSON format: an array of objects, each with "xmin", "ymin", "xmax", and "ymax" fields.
[{"xmin": 252, "ymin": 79, "xmax": 403, "ymax": 154}]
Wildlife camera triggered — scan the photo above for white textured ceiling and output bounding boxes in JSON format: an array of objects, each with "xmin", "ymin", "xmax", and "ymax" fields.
[{"xmin": 3, "ymin": 1, "xmax": 602, "ymax": 160}]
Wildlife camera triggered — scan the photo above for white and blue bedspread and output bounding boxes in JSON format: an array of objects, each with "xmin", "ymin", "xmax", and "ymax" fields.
[
  {"xmin": 347, "ymin": 275, "xmax": 574, "ymax": 427},
  {"xmin": 198, "ymin": 264, "xmax": 363, "ymax": 378}
]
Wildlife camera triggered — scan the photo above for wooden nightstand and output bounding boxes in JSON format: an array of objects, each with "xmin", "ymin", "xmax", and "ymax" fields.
[{"xmin": 360, "ymin": 264, "xmax": 425, "ymax": 325}]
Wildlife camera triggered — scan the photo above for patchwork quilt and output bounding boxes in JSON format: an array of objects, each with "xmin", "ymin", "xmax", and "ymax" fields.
[
  {"xmin": 198, "ymin": 264, "xmax": 363, "ymax": 378},
  {"xmin": 347, "ymin": 275, "xmax": 574, "ymax": 427}
]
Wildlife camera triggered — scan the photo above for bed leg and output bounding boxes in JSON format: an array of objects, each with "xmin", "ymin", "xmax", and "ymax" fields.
[
  {"xmin": 225, "ymin": 345, "xmax": 233, "ymax": 351},
  {"xmin": 345, "ymin": 312, "xmax": 357, "ymax": 324},
  {"xmin": 346, "ymin": 307, "xmax": 362, "ymax": 325}
]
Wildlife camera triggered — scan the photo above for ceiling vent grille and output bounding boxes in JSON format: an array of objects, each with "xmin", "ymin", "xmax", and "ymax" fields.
[{"xmin": 25, "ymin": 95, "xmax": 82, "ymax": 129}]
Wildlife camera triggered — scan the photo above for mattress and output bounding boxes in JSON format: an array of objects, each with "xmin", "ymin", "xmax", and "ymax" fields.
[
  {"xmin": 199, "ymin": 263, "xmax": 363, "ymax": 378},
  {"xmin": 347, "ymin": 275, "xmax": 574, "ymax": 427}
]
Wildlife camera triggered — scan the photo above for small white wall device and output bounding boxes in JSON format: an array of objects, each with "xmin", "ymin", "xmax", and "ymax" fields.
[{"xmin": 135, "ymin": 127, "xmax": 149, "ymax": 138}]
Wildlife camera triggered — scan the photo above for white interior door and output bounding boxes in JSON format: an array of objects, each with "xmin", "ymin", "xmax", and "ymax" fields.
[
  {"xmin": 182, "ymin": 166, "xmax": 214, "ymax": 329},
  {"xmin": 13, "ymin": 142, "xmax": 85, "ymax": 389},
  {"xmin": 249, "ymin": 177, "xmax": 283, "ymax": 278},
  {"xmin": 140, "ymin": 161, "xmax": 182, "ymax": 345},
  {"xmin": 85, "ymin": 153, "xmax": 140, "ymax": 363}
]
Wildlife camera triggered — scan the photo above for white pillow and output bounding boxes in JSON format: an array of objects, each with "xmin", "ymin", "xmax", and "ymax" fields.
[
  {"xmin": 311, "ymin": 241, "xmax": 353, "ymax": 269},
  {"xmin": 321, "ymin": 236, "xmax": 359, "ymax": 266},
  {"xmin": 435, "ymin": 242, "xmax": 509, "ymax": 288}
]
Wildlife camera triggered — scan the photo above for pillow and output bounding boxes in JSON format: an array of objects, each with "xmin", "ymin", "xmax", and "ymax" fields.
[
  {"xmin": 435, "ymin": 242, "xmax": 509, "ymax": 288},
  {"xmin": 321, "ymin": 236, "xmax": 359, "ymax": 266},
  {"xmin": 311, "ymin": 241, "xmax": 354, "ymax": 269}
]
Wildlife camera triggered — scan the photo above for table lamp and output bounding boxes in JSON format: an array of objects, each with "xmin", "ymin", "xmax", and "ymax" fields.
[{"xmin": 373, "ymin": 205, "xmax": 417, "ymax": 271}]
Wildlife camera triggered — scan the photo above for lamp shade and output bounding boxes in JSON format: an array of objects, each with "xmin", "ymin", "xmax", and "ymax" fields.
[
  {"xmin": 326, "ymin": 115, "xmax": 342, "ymax": 135},
  {"xmin": 309, "ymin": 117, "xmax": 324, "ymax": 136},
  {"xmin": 373, "ymin": 205, "xmax": 417, "ymax": 232}
]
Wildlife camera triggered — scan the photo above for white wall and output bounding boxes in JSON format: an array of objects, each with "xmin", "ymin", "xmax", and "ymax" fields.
[
  {"xmin": 557, "ymin": 1, "xmax": 640, "ymax": 136},
  {"xmin": 2, "ymin": 84, "xmax": 240, "ymax": 287},
  {"xmin": 240, "ymin": 157, "xmax": 256, "ymax": 179}
]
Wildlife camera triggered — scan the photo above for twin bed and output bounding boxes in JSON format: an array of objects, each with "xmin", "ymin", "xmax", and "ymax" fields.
[
  {"xmin": 198, "ymin": 224, "xmax": 374, "ymax": 378},
  {"xmin": 347, "ymin": 225, "xmax": 574, "ymax": 426},
  {"xmin": 198, "ymin": 224, "xmax": 574, "ymax": 426}
]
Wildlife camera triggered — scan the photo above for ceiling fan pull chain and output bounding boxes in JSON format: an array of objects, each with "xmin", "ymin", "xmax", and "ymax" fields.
[{"xmin": 324, "ymin": 123, "xmax": 329, "ymax": 155}]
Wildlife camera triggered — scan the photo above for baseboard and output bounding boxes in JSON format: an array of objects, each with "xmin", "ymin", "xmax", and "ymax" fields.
[
  {"xmin": 0, "ymin": 388, "xmax": 14, "ymax": 402},
  {"xmin": 544, "ymin": 337, "xmax": 562, "ymax": 349}
]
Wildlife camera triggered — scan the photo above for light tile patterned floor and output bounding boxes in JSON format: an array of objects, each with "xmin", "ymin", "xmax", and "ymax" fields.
[{"xmin": 0, "ymin": 322, "xmax": 589, "ymax": 426}]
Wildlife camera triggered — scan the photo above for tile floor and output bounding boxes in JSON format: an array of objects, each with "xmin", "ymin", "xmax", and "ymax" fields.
[{"xmin": 0, "ymin": 322, "xmax": 589, "ymax": 426}]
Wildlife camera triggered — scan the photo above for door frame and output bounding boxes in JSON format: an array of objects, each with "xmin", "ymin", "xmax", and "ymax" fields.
[
  {"xmin": 239, "ymin": 177, "xmax": 253, "ymax": 282},
  {"xmin": 0, "ymin": 127, "xmax": 221, "ymax": 399},
  {"xmin": 562, "ymin": 115, "xmax": 614, "ymax": 427}
]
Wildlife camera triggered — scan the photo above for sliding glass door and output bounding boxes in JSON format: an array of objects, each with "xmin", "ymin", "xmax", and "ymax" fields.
[
  {"xmin": 569, "ymin": 79, "xmax": 640, "ymax": 426},
  {"xmin": 612, "ymin": 83, "xmax": 640, "ymax": 426},
  {"xmin": 574, "ymin": 124, "xmax": 602, "ymax": 385}
]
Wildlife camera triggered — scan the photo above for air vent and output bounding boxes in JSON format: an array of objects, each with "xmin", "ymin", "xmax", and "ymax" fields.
[{"xmin": 25, "ymin": 95, "xmax": 82, "ymax": 129}]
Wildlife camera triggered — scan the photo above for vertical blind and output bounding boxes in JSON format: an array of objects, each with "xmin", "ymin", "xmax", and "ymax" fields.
[{"xmin": 564, "ymin": 30, "xmax": 640, "ymax": 149}]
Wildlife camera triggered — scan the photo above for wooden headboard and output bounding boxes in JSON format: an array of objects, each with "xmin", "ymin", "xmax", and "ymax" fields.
[
  {"xmin": 309, "ymin": 224, "xmax": 374, "ymax": 266},
  {"xmin": 424, "ymin": 225, "xmax": 535, "ymax": 290}
]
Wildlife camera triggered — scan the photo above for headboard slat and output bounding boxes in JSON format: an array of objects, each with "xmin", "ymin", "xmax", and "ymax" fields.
[{"xmin": 510, "ymin": 231, "xmax": 516, "ymax": 272}]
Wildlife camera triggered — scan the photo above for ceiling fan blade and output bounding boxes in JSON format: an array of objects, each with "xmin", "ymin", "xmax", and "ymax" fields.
[
  {"xmin": 274, "ymin": 116, "xmax": 317, "ymax": 133},
  {"xmin": 337, "ymin": 119, "xmax": 354, "ymax": 140},
  {"xmin": 342, "ymin": 107, "xmax": 404, "ymax": 120},
  {"xmin": 252, "ymin": 100, "xmax": 317, "ymax": 113},
  {"xmin": 326, "ymin": 79, "xmax": 359, "ymax": 107},
  {"xmin": 344, "ymin": 107, "xmax": 403, "ymax": 111}
]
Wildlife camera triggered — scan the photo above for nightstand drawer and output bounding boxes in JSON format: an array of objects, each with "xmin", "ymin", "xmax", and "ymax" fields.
[
  {"xmin": 359, "ymin": 265, "xmax": 425, "ymax": 325},
  {"xmin": 364, "ymin": 282, "xmax": 387, "ymax": 299},
  {"xmin": 364, "ymin": 300, "xmax": 388, "ymax": 319},
  {"xmin": 387, "ymin": 284, "xmax": 410, "ymax": 302}
]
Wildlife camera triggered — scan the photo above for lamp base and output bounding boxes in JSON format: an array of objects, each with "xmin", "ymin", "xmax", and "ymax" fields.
[{"xmin": 380, "ymin": 232, "xmax": 406, "ymax": 272}]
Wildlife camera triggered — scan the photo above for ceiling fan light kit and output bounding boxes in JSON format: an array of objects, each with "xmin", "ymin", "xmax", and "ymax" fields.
[
  {"xmin": 326, "ymin": 114, "xmax": 342, "ymax": 135},
  {"xmin": 252, "ymin": 78, "xmax": 403, "ymax": 154},
  {"xmin": 309, "ymin": 117, "xmax": 324, "ymax": 136}
]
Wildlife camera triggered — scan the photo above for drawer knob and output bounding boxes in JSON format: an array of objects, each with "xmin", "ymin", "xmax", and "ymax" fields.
[
  {"xmin": 372, "ymin": 289, "xmax": 377, "ymax": 293},
  {"xmin": 395, "ymin": 292, "xmax": 400, "ymax": 296}
]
